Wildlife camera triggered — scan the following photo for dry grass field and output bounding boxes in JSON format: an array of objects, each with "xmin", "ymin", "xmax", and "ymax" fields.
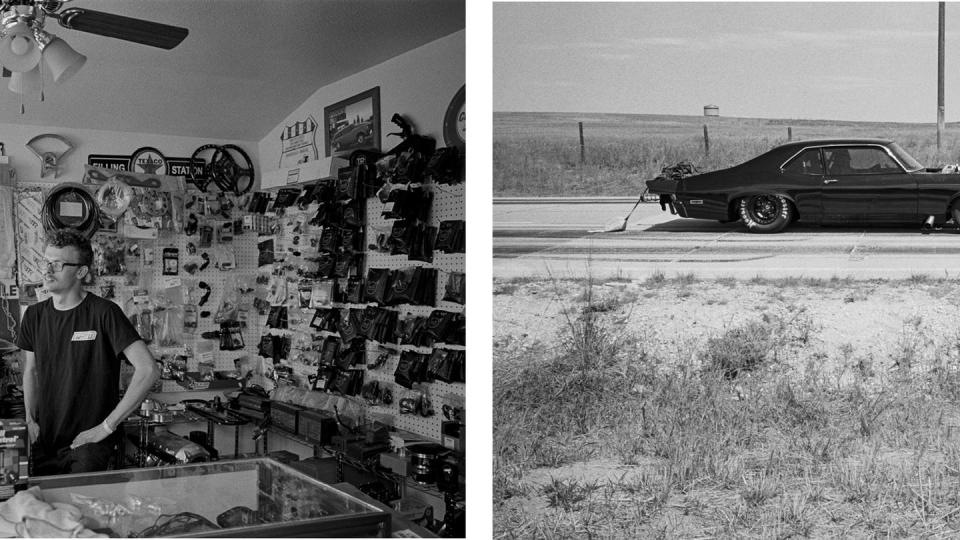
[
  {"xmin": 493, "ymin": 112, "xmax": 960, "ymax": 196},
  {"xmin": 493, "ymin": 274, "xmax": 960, "ymax": 538}
]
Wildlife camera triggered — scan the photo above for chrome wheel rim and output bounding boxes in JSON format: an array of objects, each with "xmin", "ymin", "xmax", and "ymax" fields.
[{"xmin": 749, "ymin": 195, "xmax": 780, "ymax": 225}]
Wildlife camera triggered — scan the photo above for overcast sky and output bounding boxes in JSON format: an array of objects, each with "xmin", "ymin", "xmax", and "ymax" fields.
[{"xmin": 493, "ymin": 2, "xmax": 960, "ymax": 123}]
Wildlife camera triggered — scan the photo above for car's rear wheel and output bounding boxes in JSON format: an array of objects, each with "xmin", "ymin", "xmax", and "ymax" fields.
[{"xmin": 738, "ymin": 194, "xmax": 793, "ymax": 233}]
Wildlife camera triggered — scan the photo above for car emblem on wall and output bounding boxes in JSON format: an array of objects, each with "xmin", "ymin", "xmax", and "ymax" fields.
[{"xmin": 130, "ymin": 147, "xmax": 167, "ymax": 176}]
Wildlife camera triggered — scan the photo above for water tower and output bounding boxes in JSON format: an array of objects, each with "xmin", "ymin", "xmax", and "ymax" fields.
[{"xmin": 703, "ymin": 104, "xmax": 719, "ymax": 117}]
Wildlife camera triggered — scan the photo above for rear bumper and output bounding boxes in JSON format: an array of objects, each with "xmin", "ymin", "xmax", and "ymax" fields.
[{"xmin": 658, "ymin": 194, "xmax": 689, "ymax": 217}]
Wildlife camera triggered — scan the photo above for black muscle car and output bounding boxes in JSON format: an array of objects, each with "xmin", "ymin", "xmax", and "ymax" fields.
[{"xmin": 645, "ymin": 138, "xmax": 960, "ymax": 233}]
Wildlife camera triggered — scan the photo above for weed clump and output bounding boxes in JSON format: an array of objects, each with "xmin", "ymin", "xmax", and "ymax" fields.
[{"xmin": 701, "ymin": 321, "xmax": 775, "ymax": 378}]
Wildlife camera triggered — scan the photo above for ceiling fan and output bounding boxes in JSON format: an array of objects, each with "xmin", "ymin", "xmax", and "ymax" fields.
[
  {"xmin": 0, "ymin": 0, "xmax": 188, "ymax": 103},
  {"xmin": 4, "ymin": 0, "xmax": 189, "ymax": 50}
]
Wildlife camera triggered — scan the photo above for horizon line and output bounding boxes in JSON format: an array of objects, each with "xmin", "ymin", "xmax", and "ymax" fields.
[{"xmin": 492, "ymin": 111, "xmax": 960, "ymax": 126}]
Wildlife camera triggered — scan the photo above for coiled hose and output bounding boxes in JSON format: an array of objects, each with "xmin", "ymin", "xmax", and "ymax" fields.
[{"xmin": 41, "ymin": 182, "xmax": 100, "ymax": 238}]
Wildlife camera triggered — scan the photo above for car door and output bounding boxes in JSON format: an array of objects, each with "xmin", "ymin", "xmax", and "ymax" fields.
[
  {"xmin": 820, "ymin": 146, "xmax": 916, "ymax": 222},
  {"xmin": 779, "ymin": 147, "xmax": 829, "ymax": 222}
]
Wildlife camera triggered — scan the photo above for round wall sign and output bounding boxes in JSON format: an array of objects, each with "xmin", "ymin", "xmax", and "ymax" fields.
[
  {"xmin": 129, "ymin": 146, "xmax": 167, "ymax": 175},
  {"xmin": 443, "ymin": 84, "xmax": 465, "ymax": 148}
]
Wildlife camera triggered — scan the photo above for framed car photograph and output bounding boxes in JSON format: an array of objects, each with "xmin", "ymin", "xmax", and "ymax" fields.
[{"xmin": 323, "ymin": 87, "xmax": 381, "ymax": 157}]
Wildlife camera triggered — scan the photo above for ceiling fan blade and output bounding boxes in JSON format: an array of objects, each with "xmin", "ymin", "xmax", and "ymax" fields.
[{"xmin": 55, "ymin": 8, "xmax": 188, "ymax": 50}]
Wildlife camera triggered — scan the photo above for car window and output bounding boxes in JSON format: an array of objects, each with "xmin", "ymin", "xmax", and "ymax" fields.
[
  {"xmin": 825, "ymin": 147, "xmax": 901, "ymax": 175},
  {"xmin": 783, "ymin": 149, "xmax": 823, "ymax": 175}
]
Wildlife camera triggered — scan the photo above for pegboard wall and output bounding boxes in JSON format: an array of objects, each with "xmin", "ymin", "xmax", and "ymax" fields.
[
  {"xmin": 12, "ymin": 158, "xmax": 466, "ymax": 444},
  {"xmin": 364, "ymin": 182, "xmax": 465, "ymax": 441},
  {"xmin": 13, "ymin": 182, "xmax": 265, "ymax": 393}
]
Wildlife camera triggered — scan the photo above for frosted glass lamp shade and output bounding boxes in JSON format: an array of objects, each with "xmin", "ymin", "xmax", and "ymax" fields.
[
  {"xmin": 8, "ymin": 66, "xmax": 40, "ymax": 94},
  {"xmin": 0, "ymin": 25, "xmax": 41, "ymax": 72},
  {"xmin": 43, "ymin": 37, "xmax": 85, "ymax": 83}
]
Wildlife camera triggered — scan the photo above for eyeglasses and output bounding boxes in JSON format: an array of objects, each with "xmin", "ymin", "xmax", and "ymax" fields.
[{"xmin": 43, "ymin": 260, "xmax": 83, "ymax": 273}]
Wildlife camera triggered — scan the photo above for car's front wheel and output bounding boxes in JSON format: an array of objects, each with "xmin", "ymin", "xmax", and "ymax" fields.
[
  {"xmin": 356, "ymin": 132, "xmax": 367, "ymax": 145},
  {"xmin": 738, "ymin": 194, "xmax": 793, "ymax": 233}
]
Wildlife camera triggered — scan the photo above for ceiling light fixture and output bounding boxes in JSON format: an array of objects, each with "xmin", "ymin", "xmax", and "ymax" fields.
[
  {"xmin": 0, "ymin": 1, "xmax": 187, "ymax": 113},
  {"xmin": 0, "ymin": 4, "xmax": 84, "ymax": 112}
]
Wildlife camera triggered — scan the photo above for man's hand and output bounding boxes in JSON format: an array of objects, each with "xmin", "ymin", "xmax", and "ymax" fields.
[
  {"xmin": 25, "ymin": 418, "xmax": 38, "ymax": 445},
  {"xmin": 69, "ymin": 423, "xmax": 111, "ymax": 449}
]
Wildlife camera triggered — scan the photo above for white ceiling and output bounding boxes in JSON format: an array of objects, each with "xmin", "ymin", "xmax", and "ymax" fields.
[{"xmin": 0, "ymin": 0, "xmax": 465, "ymax": 142}]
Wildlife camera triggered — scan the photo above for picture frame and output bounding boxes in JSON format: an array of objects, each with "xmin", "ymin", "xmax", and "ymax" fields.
[{"xmin": 323, "ymin": 87, "xmax": 381, "ymax": 157}]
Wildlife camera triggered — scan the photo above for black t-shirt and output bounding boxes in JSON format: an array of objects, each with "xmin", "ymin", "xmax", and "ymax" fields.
[{"xmin": 16, "ymin": 292, "xmax": 141, "ymax": 453}]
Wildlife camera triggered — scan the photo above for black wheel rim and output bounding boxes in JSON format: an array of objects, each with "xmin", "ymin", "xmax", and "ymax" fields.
[{"xmin": 748, "ymin": 195, "xmax": 781, "ymax": 225}]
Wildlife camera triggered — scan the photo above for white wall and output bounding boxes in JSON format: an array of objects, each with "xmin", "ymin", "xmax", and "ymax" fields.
[
  {"xmin": 258, "ymin": 29, "xmax": 465, "ymax": 186},
  {"xmin": 0, "ymin": 123, "xmax": 253, "ymax": 187}
]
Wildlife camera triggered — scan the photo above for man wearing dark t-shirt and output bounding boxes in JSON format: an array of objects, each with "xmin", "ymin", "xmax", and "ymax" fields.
[{"xmin": 16, "ymin": 228, "xmax": 159, "ymax": 475}]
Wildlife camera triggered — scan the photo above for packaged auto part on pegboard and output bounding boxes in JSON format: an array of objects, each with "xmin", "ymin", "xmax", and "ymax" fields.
[
  {"xmin": 335, "ymin": 167, "xmax": 360, "ymax": 202},
  {"xmin": 408, "ymin": 223, "xmax": 436, "ymax": 263},
  {"xmin": 443, "ymin": 272, "xmax": 465, "ymax": 304},
  {"xmin": 435, "ymin": 220, "xmax": 465, "ymax": 253},
  {"xmin": 311, "ymin": 364, "xmax": 337, "ymax": 392},
  {"xmin": 336, "ymin": 339, "xmax": 365, "ymax": 370},
  {"xmin": 427, "ymin": 350, "xmax": 465, "ymax": 384},
  {"xmin": 309, "ymin": 307, "xmax": 339, "ymax": 332},
  {"xmin": 330, "ymin": 368, "xmax": 364, "ymax": 396},
  {"xmin": 364, "ymin": 268, "xmax": 391, "ymax": 304},
  {"xmin": 127, "ymin": 289, "xmax": 154, "ymax": 344},
  {"xmin": 92, "ymin": 234, "xmax": 128, "ymax": 277},
  {"xmin": 343, "ymin": 275, "xmax": 364, "ymax": 304},
  {"xmin": 339, "ymin": 227, "xmax": 360, "ymax": 254},
  {"xmin": 309, "ymin": 279, "xmax": 337, "ymax": 307},
  {"xmin": 399, "ymin": 389, "xmax": 435, "ymax": 417},
  {"xmin": 387, "ymin": 220, "xmax": 412, "ymax": 255},
  {"xmin": 338, "ymin": 204, "xmax": 363, "ymax": 228},
  {"xmin": 394, "ymin": 351, "xmax": 430, "ymax": 389},
  {"xmin": 384, "ymin": 266, "xmax": 420, "ymax": 306},
  {"xmin": 214, "ymin": 285, "xmax": 240, "ymax": 323},
  {"xmin": 424, "ymin": 146, "xmax": 465, "ymax": 185},
  {"xmin": 312, "ymin": 252, "xmax": 335, "ymax": 278},
  {"xmin": 319, "ymin": 336, "xmax": 340, "ymax": 366},
  {"xmin": 425, "ymin": 310, "xmax": 458, "ymax": 342},
  {"xmin": 398, "ymin": 315, "xmax": 433, "ymax": 348},
  {"xmin": 361, "ymin": 380, "xmax": 393, "ymax": 406},
  {"xmin": 271, "ymin": 187, "xmax": 302, "ymax": 213},
  {"xmin": 155, "ymin": 305, "xmax": 184, "ymax": 347},
  {"xmin": 385, "ymin": 267, "xmax": 437, "ymax": 307},
  {"xmin": 336, "ymin": 308, "xmax": 361, "ymax": 342},
  {"xmin": 381, "ymin": 187, "xmax": 432, "ymax": 222}
]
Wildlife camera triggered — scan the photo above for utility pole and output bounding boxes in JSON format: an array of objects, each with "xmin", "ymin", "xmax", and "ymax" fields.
[{"xmin": 938, "ymin": 2, "xmax": 945, "ymax": 154}]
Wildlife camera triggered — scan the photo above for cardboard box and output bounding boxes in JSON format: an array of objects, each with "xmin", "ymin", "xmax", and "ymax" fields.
[
  {"xmin": 441, "ymin": 421, "xmax": 465, "ymax": 452},
  {"xmin": 270, "ymin": 401, "xmax": 305, "ymax": 434},
  {"xmin": 298, "ymin": 409, "xmax": 337, "ymax": 445},
  {"xmin": 0, "ymin": 419, "xmax": 28, "ymax": 500},
  {"xmin": 379, "ymin": 452, "xmax": 411, "ymax": 476}
]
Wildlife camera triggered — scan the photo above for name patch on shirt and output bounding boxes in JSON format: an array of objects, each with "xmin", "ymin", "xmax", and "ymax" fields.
[{"xmin": 71, "ymin": 331, "xmax": 98, "ymax": 342}]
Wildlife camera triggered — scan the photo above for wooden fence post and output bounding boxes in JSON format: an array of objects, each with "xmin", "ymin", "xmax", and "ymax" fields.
[
  {"xmin": 788, "ymin": 127, "xmax": 792, "ymax": 141},
  {"xmin": 703, "ymin": 125, "xmax": 710, "ymax": 157},
  {"xmin": 579, "ymin": 122, "xmax": 585, "ymax": 164}
]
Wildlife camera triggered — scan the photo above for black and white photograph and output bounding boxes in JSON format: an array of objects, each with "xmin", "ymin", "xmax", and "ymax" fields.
[
  {"xmin": 324, "ymin": 86, "xmax": 381, "ymax": 157},
  {"xmin": 493, "ymin": 2, "xmax": 960, "ymax": 537},
  {"xmin": 0, "ymin": 0, "xmax": 468, "ymax": 538}
]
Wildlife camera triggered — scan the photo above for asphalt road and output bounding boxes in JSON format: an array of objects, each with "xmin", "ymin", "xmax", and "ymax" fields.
[{"xmin": 493, "ymin": 198, "xmax": 960, "ymax": 280}]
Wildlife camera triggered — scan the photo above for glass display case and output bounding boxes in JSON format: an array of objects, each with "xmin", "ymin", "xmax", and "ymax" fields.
[{"xmin": 29, "ymin": 458, "xmax": 391, "ymax": 537}]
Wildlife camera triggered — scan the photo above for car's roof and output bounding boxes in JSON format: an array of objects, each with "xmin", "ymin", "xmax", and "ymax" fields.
[{"xmin": 771, "ymin": 138, "xmax": 894, "ymax": 152}]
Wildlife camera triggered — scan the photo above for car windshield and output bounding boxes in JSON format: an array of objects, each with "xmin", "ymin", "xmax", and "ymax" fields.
[{"xmin": 888, "ymin": 142, "xmax": 924, "ymax": 172}]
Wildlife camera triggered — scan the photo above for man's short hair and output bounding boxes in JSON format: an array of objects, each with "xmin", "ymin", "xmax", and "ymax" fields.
[{"xmin": 45, "ymin": 228, "xmax": 94, "ymax": 267}]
